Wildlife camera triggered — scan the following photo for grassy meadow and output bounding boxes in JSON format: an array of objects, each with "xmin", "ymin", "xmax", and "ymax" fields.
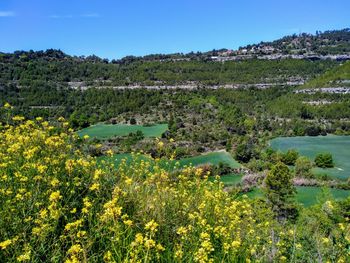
[{"xmin": 77, "ymin": 123, "xmax": 168, "ymax": 139}]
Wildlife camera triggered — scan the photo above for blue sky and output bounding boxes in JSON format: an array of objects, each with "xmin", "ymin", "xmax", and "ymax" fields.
[{"xmin": 0, "ymin": 0, "xmax": 349, "ymax": 59}]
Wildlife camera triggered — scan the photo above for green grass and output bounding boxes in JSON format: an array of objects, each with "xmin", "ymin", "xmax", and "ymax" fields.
[
  {"xmin": 174, "ymin": 151, "xmax": 241, "ymax": 169},
  {"xmin": 97, "ymin": 153, "xmax": 150, "ymax": 167},
  {"xmin": 270, "ymin": 135, "xmax": 350, "ymax": 180},
  {"xmin": 208, "ymin": 173, "xmax": 242, "ymax": 186},
  {"xmin": 77, "ymin": 123, "xmax": 168, "ymax": 139},
  {"xmin": 245, "ymin": 187, "xmax": 350, "ymax": 207}
]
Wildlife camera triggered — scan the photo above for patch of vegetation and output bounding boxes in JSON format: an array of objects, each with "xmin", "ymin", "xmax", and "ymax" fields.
[
  {"xmin": 302, "ymin": 60, "xmax": 350, "ymax": 88},
  {"xmin": 315, "ymin": 152, "xmax": 335, "ymax": 168},
  {"xmin": 1, "ymin": 116, "xmax": 350, "ymax": 261}
]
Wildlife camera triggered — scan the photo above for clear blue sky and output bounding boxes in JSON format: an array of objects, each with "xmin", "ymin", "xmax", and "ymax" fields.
[{"xmin": 0, "ymin": 0, "xmax": 349, "ymax": 59}]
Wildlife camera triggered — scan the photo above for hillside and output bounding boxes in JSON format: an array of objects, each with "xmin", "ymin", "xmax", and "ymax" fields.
[
  {"xmin": 0, "ymin": 50, "xmax": 336, "ymax": 89},
  {"xmin": 240, "ymin": 28, "xmax": 350, "ymax": 56},
  {"xmin": 301, "ymin": 60, "xmax": 350, "ymax": 88}
]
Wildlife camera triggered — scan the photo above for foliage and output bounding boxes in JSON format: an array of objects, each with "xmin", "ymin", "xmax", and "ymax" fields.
[
  {"xmin": 315, "ymin": 153, "xmax": 335, "ymax": 168},
  {"xmin": 281, "ymin": 149, "xmax": 299, "ymax": 165},
  {"xmin": 295, "ymin": 156, "xmax": 313, "ymax": 178},
  {"xmin": 1, "ymin": 115, "xmax": 350, "ymax": 261},
  {"xmin": 302, "ymin": 60, "xmax": 350, "ymax": 89},
  {"xmin": 264, "ymin": 162, "xmax": 298, "ymax": 220}
]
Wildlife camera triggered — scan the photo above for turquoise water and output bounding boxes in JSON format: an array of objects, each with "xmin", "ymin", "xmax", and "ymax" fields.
[
  {"xmin": 245, "ymin": 186, "xmax": 350, "ymax": 207},
  {"xmin": 270, "ymin": 135, "xmax": 350, "ymax": 180}
]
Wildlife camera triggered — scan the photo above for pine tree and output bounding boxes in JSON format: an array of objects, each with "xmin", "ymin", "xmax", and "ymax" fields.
[{"xmin": 265, "ymin": 162, "xmax": 298, "ymax": 221}]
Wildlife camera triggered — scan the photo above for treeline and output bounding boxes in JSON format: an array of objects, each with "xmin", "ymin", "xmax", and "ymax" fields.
[
  {"xmin": 244, "ymin": 28, "xmax": 350, "ymax": 55},
  {"xmin": 0, "ymin": 49, "xmax": 337, "ymax": 87}
]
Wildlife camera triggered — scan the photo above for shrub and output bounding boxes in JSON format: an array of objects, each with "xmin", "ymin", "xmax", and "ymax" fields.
[
  {"xmin": 295, "ymin": 156, "xmax": 313, "ymax": 178},
  {"xmin": 314, "ymin": 153, "xmax": 334, "ymax": 168},
  {"xmin": 281, "ymin": 149, "xmax": 299, "ymax": 165}
]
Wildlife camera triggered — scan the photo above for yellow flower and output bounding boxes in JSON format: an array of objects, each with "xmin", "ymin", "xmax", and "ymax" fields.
[
  {"xmin": 67, "ymin": 244, "xmax": 83, "ymax": 255},
  {"xmin": 135, "ymin": 233, "xmax": 143, "ymax": 244},
  {"xmin": 77, "ymin": 231, "xmax": 86, "ymax": 238},
  {"xmin": 49, "ymin": 191, "xmax": 62, "ymax": 202},
  {"xmin": 156, "ymin": 244, "xmax": 165, "ymax": 252},
  {"xmin": 177, "ymin": 226, "xmax": 188, "ymax": 236},
  {"xmin": 124, "ymin": 219, "xmax": 133, "ymax": 227},
  {"xmin": 103, "ymin": 251, "xmax": 114, "ymax": 262},
  {"xmin": 106, "ymin": 149, "xmax": 114, "ymax": 156},
  {"xmin": 125, "ymin": 178, "xmax": 133, "ymax": 185},
  {"xmin": 322, "ymin": 237, "xmax": 330, "ymax": 244},
  {"xmin": 89, "ymin": 183, "xmax": 100, "ymax": 191},
  {"xmin": 82, "ymin": 197, "xmax": 92, "ymax": 214},
  {"xmin": 280, "ymin": 256, "xmax": 287, "ymax": 261},
  {"xmin": 50, "ymin": 178, "xmax": 60, "ymax": 187},
  {"xmin": 17, "ymin": 250, "xmax": 31, "ymax": 262},
  {"xmin": 175, "ymin": 248, "xmax": 183, "ymax": 259},
  {"xmin": 231, "ymin": 240, "xmax": 241, "ymax": 249},
  {"xmin": 12, "ymin": 116, "xmax": 25, "ymax": 121},
  {"xmin": 145, "ymin": 219, "xmax": 159, "ymax": 232},
  {"xmin": 4, "ymin": 102, "xmax": 12, "ymax": 109},
  {"xmin": 144, "ymin": 239, "xmax": 156, "ymax": 249},
  {"xmin": 0, "ymin": 239, "xmax": 12, "ymax": 250}
]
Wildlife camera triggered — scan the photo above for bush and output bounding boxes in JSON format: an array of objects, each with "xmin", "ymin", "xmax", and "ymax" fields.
[
  {"xmin": 314, "ymin": 153, "xmax": 335, "ymax": 168},
  {"xmin": 281, "ymin": 149, "xmax": 299, "ymax": 165},
  {"xmin": 295, "ymin": 156, "xmax": 313, "ymax": 178}
]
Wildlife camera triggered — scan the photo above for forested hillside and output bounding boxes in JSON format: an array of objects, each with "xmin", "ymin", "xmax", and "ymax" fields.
[
  {"xmin": 0, "ymin": 50, "xmax": 336, "ymax": 87},
  {"xmin": 240, "ymin": 28, "xmax": 350, "ymax": 55},
  {"xmin": 302, "ymin": 60, "xmax": 350, "ymax": 88}
]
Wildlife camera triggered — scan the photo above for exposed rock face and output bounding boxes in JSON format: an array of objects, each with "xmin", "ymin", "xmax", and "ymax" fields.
[{"xmin": 296, "ymin": 87, "xmax": 350, "ymax": 94}]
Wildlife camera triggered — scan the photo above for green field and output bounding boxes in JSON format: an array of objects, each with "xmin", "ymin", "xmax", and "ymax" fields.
[
  {"xmin": 270, "ymin": 135, "xmax": 350, "ymax": 180},
  {"xmin": 77, "ymin": 123, "xmax": 168, "ymax": 139},
  {"xmin": 246, "ymin": 187, "xmax": 350, "ymax": 207},
  {"xmin": 98, "ymin": 151, "xmax": 242, "ymax": 185},
  {"xmin": 100, "ymin": 151, "xmax": 240, "ymax": 169},
  {"xmin": 208, "ymin": 174, "xmax": 243, "ymax": 186},
  {"xmin": 174, "ymin": 151, "xmax": 241, "ymax": 169}
]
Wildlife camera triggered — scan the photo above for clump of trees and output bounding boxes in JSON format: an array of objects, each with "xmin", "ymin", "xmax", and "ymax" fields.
[{"xmin": 314, "ymin": 153, "xmax": 334, "ymax": 168}]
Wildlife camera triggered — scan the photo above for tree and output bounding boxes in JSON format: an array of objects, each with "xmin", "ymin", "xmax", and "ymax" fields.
[
  {"xmin": 265, "ymin": 162, "xmax": 298, "ymax": 221},
  {"xmin": 130, "ymin": 118, "xmax": 137, "ymax": 125},
  {"xmin": 295, "ymin": 156, "xmax": 313, "ymax": 178},
  {"xmin": 314, "ymin": 153, "xmax": 334, "ymax": 168},
  {"xmin": 235, "ymin": 143, "xmax": 253, "ymax": 163},
  {"xmin": 281, "ymin": 149, "xmax": 299, "ymax": 165}
]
